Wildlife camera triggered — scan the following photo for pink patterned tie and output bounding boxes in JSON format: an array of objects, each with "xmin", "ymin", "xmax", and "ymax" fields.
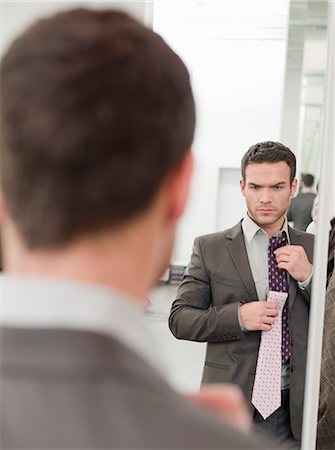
[{"xmin": 251, "ymin": 290, "xmax": 288, "ymax": 419}]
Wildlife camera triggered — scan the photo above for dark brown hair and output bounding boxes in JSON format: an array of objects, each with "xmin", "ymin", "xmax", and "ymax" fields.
[
  {"xmin": 241, "ymin": 141, "xmax": 296, "ymax": 183},
  {"xmin": 0, "ymin": 9, "xmax": 195, "ymax": 248},
  {"xmin": 301, "ymin": 173, "xmax": 314, "ymax": 187}
]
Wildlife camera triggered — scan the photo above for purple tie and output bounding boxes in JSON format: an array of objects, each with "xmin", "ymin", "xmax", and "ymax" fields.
[{"xmin": 268, "ymin": 235, "xmax": 291, "ymax": 363}]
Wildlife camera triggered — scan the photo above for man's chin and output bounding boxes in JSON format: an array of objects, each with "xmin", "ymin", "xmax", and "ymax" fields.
[{"xmin": 252, "ymin": 214, "xmax": 279, "ymax": 227}]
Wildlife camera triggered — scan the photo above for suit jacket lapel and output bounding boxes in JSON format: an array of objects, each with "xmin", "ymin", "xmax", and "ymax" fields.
[{"xmin": 226, "ymin": 222, "xmax": 258, "ymax": 300}]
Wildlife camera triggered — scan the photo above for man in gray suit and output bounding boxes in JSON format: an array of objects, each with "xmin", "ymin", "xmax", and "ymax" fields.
[
  {"xmin": 0, "ymin": 8, "xmax": 277, "ymax": 450},
  {"xmin": 170, "ymin": 142, "xmax": 314, "ymax": 448},
  {"xmin": 287, "ymin": 173, "xmax": 316, "ymax": 231}
]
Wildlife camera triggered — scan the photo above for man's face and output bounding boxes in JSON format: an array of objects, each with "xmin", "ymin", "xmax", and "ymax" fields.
[{"xmin": 240, "ymin": 161, "xmax": 297, "ymax": 235}]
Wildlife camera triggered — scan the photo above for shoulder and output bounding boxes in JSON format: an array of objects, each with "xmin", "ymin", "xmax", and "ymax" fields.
[
  {"xmin": 304, "ymin": 192, "xmax": 317, "ymax": 198},
  {"xmin": 196, "ymin": 221, "xmax": 243, "ymax": 246},
  {"xmin": 289, "ymin": 226, "xmax": 314, "ymax": 242},
  {"xmin": 288, "ymin": 227, "xmax": 314, "ymax": 259}
]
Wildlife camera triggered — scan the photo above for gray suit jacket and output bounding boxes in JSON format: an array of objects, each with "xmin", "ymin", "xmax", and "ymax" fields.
[
  {"xmin": 317, "ymin": 270, "xmax": 335, "ymax": 449},
  {"xmin": 0, "ymin": 326, "xmax": 277, "ymax": 449},
  {"xmin": 287, "ymin": 192, "xmax": 316, "ymax": 231},
  {"xmin": 169, "ymin": 221, "xmax": 314, "ymax": 440}
]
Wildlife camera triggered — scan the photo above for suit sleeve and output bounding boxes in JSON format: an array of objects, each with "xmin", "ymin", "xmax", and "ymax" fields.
[{"xmin": 169, "ymin": 237, "xmax": 245, "ymax": 343}]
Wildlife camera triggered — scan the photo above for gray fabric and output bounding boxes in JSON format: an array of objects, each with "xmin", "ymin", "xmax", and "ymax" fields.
[
  {"xmin": 0, "ymin": 274, "xmax": 165, "ymax": 379},
  {"xmin": 254, "ymin": 389, "xmax": 299, "ymax": 449},
  {"xmin": 169, "ymin": 221, "xmax": 314, "ymax": 441},
  {"xmin": 287, "ymin": 192, "xmax": 316, "ymax": 231},
  {"xmin": 317, "ymin": 271, "xmax": 335, "ymax": 449},
  {"xmin": 0, "ymin": 326, "xmax": 279, "ymax": 449}
]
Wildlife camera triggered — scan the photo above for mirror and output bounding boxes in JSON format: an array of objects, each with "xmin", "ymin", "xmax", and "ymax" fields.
[
  {"xmin": 282, "ymin": 1, "xmax": 328, "ymax": 178},
  {"xmin": 149, "ymin": 3, "xmax": 333, "ymax": 450},
  {"xmin": 152, "ymin": 0, "xmax": 329, "ymax": 259}
]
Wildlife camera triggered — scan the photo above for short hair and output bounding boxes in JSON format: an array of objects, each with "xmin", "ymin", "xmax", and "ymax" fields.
[
  {"xmin": 0, "ymin": 9, "xmax": 195, "ymax": 248},
  {"xmin": 301, "ymin": 173, "xmax": 314, "ymax": 188},
  {"xmin": 241, "ymin": 141, "xmax": 296, "ymax": 183}
]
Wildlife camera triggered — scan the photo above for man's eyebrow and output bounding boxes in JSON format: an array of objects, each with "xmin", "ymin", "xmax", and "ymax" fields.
[
  {"xmin": 247, "ymin": 182, "xmax": 287, "ymax": 187},
  {"xmin": 248, "ymin": 182, "xmax": 262, "ymax": 187},
  {"xmin": 272, "ymin": 182, "xmax": 286, "ymax": 187}
]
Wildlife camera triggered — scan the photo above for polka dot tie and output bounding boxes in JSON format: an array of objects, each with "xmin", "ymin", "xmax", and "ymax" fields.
[
  {"xmin": 251, "ymin": 234, "xmax": 291, "ymax": 420},
  {"xmin": 268, "ymin": 235, "xmax": 291, "ymax": 364},
  {"xmin": 251, "ymin": 290, "xmax": 288, "ymax": 419}
]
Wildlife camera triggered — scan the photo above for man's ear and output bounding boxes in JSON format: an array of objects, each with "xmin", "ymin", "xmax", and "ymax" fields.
[
  {"xmin": 240, "ymin": 178, "xmax": 246, "ymax": 197},
  {"xmin": 291, "ymin": 178, "xmax": 298, "ymax": 197},
  {"xmin": 165, "ymin": 151, "xmax": 194, "ymax": 221},
  {"xmin": 0, "ymin": 187, "xmax": 6, "ymax": 222}
]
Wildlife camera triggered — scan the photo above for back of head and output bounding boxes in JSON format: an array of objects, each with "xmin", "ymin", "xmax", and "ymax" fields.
[
  {"xmin": 301, "ymin": 173, "xmax": 314, "ymax": 188},
  {"xmin": 0, "ymin": 9, "xmax": 195, "ymax": 249},
  {"xmin": 241, "ymin": 141, "xmax": 296, "ymax": 183}
]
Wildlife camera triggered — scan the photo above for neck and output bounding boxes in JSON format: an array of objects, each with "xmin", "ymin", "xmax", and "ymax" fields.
[
  {"xmin": 2, "ymin": 215, "xmax": 173, "ymax": 305},
  {"xmin": 263, "ymin": 220, "xmax": 286, "ymax": 238},
  {"xmin": 247, "ymin": 213, "xmax": 286, "ymax": 238},
  {"xmin": 264, "ymin": 224, "xmax": 285, "ymax": 238}
]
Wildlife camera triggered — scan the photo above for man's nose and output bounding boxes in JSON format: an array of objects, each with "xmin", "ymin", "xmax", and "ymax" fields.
[{"xmin": 260, "ymin": 188, "xmax": 272, "ymax": 203}]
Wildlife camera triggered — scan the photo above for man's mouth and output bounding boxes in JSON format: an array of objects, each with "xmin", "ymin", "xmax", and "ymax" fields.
[{"xmin": 258, "ymin": 208, "xmax": 274, "ymax": 213}]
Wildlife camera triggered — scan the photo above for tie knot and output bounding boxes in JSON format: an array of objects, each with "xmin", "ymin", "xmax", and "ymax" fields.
[{"xmin": 269, "ymin": 234, "xmax": 287, "ymax": 251}]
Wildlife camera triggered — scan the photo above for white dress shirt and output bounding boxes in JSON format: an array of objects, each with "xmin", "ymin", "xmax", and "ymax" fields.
[{"xmin": 0, "ymin": 273, "xmax": 167, "ymax": 379}]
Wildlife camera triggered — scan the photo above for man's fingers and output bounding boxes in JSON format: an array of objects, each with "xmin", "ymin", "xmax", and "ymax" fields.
[
  {"xmin": 275, "ymin": 244, "xmax": 300, "ymax": 255},
  {"xmin": 239, "ymin": 300, "xmax": 280, "ymax": 331},
  {"xmin": 276, "ymin": 254, "xmax": 290, "ymax": 263},
  {"xmin": 265, "ymin": 307, "xmax": 278, "ymax": 316},
  {"xmin": 263, "ymin": 303, "xmax": 278, "ymax": 316},
  {"xmin": 277, "ymin": 261, "xmax": 290, "ymax": 270},
  {"xmin": 264, "ymin": 301, "xmax": 277, "ymax": 309},
  {"xmin": 187, "ymin": 384, "xmax": 252, "ymax": 434},
  {"xmin": 263, "ymin": 316, "xmax": 276, "ymax": 325}
]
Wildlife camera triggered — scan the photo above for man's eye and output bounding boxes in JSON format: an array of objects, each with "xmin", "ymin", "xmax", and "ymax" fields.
[
  {"xmin": 250, "ymin": 185, "xmax": 260, "ymax": 190},
  {"xmin": 273, "ymin": 186, "xmax": 283, "ymax": 190}
]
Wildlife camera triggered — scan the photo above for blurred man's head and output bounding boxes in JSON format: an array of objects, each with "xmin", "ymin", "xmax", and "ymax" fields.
[
  {"xmin": 301, "ymin": 173, "xmax": 315, "ymax": 189},
  {"xmin": 0, "ymin": 9, "xmax": 195, "ymax": 287}
]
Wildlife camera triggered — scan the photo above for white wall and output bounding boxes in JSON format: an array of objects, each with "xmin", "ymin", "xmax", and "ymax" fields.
[{"xmin": 154, "ymin": 1, "xmax": 290, "ymax": 261}]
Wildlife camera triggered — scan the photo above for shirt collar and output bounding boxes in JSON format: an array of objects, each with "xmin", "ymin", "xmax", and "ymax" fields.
[
  {"xmin": 242, "ymin": 214, "xmax": 290, "ymax": 243},
  {"xmin": 0, "ymin": 273, "xmax": 167, "ymax": 380},
  {"xmin": 301, "ymin": 187, "xmax": 315, "ymax": 194}
]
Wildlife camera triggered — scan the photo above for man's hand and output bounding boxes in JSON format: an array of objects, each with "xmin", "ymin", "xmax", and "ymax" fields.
[
  {"xmin": 274, "ymin": 245, "xmax": 312, "ymax": 282},
  {"xmin": 239, "ymin": 300, "xmax": 278, "ymax": 331},
  {"xmin": 187, "ymin": 383, "xmax": 251, "ymax": 434}
]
